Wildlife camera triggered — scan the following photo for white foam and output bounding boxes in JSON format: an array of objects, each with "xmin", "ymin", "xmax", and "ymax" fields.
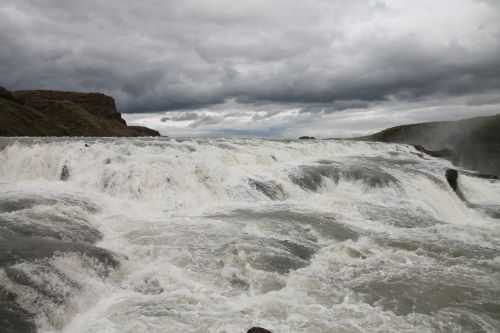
[
  {"xmin": 1, "ymin": 138, "xmax": 499, "ymax": 333},
  {"xmin": 459, "ymin": 174, "xmax": 500, "ymax": 206}
]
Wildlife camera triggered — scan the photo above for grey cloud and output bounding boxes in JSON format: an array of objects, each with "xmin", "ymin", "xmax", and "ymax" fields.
[
  {"xmin": 189, "ymin": 115, "xmax": 224, "ymax": 128},
  {"xmin": 251, "ymin": 110, "xmax": 284, "ymax": 121},
  {"xmin": 1, "ymin": 0, "xmax": 500, "ymax": 114},
  {"xmin": 466, "ymin": 91, "xmax": 500, "ymax": 106},
  {"xmin": 176, "ymin": 113, "xmax": 201, "ymax": 121},
  {"xmin": 297, "ymin": 100, "xmax": 373, "ymax": 114}
]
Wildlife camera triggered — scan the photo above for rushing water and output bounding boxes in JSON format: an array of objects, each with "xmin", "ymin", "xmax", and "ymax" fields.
[{"xmin": 0, "ymin": 138, "xmax": 499, "ymax": 333}]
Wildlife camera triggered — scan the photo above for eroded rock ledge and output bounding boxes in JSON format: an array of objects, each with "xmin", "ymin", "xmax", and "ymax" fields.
[{"xmin": 0, "ymin": 87, "xmax": 160, "ymax": 137}]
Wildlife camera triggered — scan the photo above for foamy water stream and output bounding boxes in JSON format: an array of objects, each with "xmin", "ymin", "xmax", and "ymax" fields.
[{"xmin": 1, "ymin": 138, "xmax": 499, "ymax": 333}]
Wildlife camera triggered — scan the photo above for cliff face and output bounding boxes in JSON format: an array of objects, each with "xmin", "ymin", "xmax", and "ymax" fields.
[
  {"xmin": 361, "ymin": 114, "xmax": 500, "ymax": 176},
  {"xmin": 15, "ymin": 90, "xmax": 125, "ymax": 121},
  {"xmin": 0, "ymin": 87, "xmax": 160, "ymax": 137}
]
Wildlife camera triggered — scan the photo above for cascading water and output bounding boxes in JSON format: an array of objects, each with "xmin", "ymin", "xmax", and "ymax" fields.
[{"xmin": 0, "ymin": 137, "xmax": 499, "ymax": 333}]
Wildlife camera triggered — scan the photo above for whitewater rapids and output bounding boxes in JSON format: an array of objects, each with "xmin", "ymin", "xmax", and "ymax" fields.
[{"xmin": 0, "ymin": 137, "xmax": 499, "ymax": 333}]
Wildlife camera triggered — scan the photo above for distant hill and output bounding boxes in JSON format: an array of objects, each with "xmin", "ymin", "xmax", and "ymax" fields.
[
  {"xmin": 0, "ymin": 87, "xmax": 160, "ymax": 137},
  {"xmin": 359, "ymin": 114, "xmax": 500, "ymax": 176}
]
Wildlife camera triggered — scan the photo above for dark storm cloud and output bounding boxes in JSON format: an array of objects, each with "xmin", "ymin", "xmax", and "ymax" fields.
[{"xmin": 1, "ymin": 0, "xmax": 500, "ymax": 113}]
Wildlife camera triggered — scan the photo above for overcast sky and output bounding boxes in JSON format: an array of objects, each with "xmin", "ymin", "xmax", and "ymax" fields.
[{"xmin": 1, "ymin": 0, "xmax": 500, "ymax": 137}]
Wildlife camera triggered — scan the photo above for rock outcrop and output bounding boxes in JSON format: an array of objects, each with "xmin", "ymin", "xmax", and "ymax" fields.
[
  {"xmin": 445, "ymin": 168, "xmax": 466, "ymax": 201},
  {"xmin": 247, "ymin": 328, "xmax": 272, "ymax": 333},
  {"xmin": 0, "ymin": 87, "xmax": 160, "ymax": 137},
  {"xmin": 360, "ymin": 114, "xmax": 500, "ymax": 176}
]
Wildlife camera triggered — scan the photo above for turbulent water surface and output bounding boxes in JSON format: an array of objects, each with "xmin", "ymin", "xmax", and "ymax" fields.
[{"xmin": 1, "ymin": 138, "xmax": 499, "ymax": 333}]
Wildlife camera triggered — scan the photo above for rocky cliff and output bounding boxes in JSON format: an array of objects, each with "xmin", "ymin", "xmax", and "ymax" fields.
[
  {"xmin": 0, "ymin": 87, "xmax": 160, "ymax": 137},
  {"xmin": 360, "ymin": 114, "xmax": 500, "ymax": 176}
]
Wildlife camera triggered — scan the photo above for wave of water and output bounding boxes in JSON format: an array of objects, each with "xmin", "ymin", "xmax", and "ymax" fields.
[{"xmin": 1, "ymin": 137, "xmax": 499, "ymax": 333}]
